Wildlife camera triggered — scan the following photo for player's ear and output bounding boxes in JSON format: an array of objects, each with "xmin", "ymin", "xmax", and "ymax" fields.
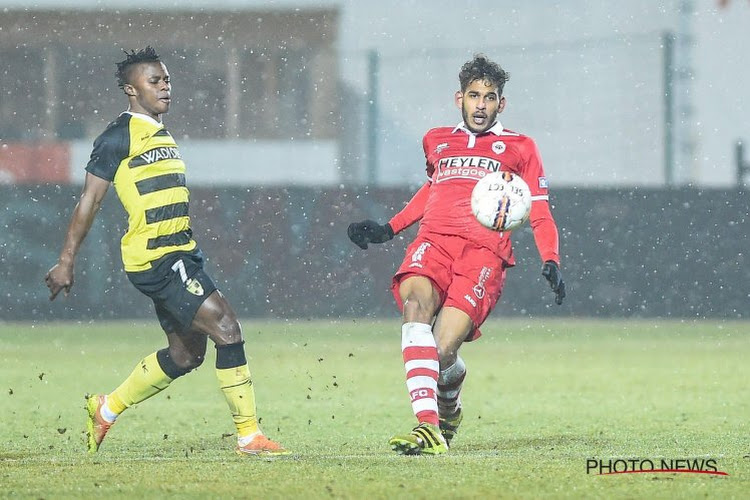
[
  {"xmin": 454, "ymin": 90, "xmax": 463, "ymax": 109},
  {"xmin": 498, "ymin": 95, "xmax": 507, "ymax": 113},
  {"xmin": 123, "ymin": 83, "xmax": 136, "ymax": 97}
]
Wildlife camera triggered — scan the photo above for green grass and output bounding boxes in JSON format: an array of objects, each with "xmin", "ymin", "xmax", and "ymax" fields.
[{"xmin": 1, "ymin": 318, "xmax": 748, "ymax": 499}]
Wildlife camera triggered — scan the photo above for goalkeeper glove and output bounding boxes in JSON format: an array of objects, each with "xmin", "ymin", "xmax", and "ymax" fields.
[
  {"xmin": 541, "ymin": 260, "xmax": 566, "ymax": 305},
  {"xmin": 347, "ymin": 220, "xmax": 394, "ymax": 249}
]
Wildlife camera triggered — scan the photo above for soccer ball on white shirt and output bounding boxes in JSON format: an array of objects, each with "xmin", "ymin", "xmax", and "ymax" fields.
[{"xmin": 471, "ymin": 171, "xmax": 532, "ymax": 232}]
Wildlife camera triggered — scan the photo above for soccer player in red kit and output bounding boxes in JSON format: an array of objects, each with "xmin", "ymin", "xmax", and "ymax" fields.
[{"xmin": 347, "ymin": 54, "xmax": 566, "ymax": 455}]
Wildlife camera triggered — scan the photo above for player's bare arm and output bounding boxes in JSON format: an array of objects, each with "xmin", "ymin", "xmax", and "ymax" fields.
[{"xmin": 45, "ymin": 173, "xmax": 110, "ymax": 300}]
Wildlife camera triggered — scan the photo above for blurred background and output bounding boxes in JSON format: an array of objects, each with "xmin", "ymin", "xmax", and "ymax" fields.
[{"xmin": 0, "ymin": 0, "xmax": 748, "ymax": 321}]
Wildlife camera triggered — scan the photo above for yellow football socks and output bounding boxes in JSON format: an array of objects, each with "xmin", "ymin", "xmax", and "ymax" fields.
[
  {"xmin": 216, "ymin": 363, "xmax": 260, "ymax": 438},
  {"xmin": 107, "ymin": 352, "xmax": 173, "ymax": 415}
]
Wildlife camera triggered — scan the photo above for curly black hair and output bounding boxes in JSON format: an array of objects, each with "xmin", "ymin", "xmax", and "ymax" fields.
[
  {"xmin": 115, "ymin": 46, "xmax": 161, "ymax": 89},
  {"xmin": 459, "ymin": 54, "xmax": 509, "ymax": 95}
]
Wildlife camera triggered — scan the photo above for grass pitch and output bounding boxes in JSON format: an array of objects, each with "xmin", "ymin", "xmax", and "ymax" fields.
[{"xmin": 0, "ymin": 318, "xmax": 748, "ymax": 499}]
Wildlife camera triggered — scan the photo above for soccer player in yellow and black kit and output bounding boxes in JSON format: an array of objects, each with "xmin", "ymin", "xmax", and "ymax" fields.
[{"xmin": 44, "ymin": 47, "xmax": 288, "ymax": 457}]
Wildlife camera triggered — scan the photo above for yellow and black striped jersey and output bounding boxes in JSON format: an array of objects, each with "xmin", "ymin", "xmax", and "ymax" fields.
[{"xmin": 86, "ymin": 111, "xmax": 197, "ymax": 272}]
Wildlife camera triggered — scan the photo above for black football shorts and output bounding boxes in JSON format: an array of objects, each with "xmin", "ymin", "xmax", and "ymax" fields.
[{"xmin": 127, "ymin": 249, "xmax": 218, "ymax": 333}]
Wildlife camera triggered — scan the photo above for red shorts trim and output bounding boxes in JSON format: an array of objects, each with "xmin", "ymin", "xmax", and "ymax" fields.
[{"xmin": 392, "ymin": 233, "xmax": 507, "ymax": 341}]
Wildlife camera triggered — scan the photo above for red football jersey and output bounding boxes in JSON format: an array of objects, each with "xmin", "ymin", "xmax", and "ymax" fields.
[{"xmin": 389, "ymin": 121, "xmax": 559, "ymax": 266}]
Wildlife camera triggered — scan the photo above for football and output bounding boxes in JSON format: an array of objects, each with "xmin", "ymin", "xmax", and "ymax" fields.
[{"xmin": 471, "ymin": 171, "xmax": 532, "ymax": 232}]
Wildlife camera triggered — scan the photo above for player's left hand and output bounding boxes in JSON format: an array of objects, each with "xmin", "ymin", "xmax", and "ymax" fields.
[
  {"xmin": 347, "ymin": 220, "xmax": 394, "ymax": 249},
  {"xmin": 542, "ymin": 260, "xmax": 566, "ymax": 305},
  {"xmin": 45, "ymin": 262, "xmax": 74, "ymax": 301}
]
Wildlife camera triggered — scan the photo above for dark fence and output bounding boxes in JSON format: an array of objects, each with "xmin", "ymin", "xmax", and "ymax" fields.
[{"xmin": 1, "ymin": 185, "xmax": 747, "ymax": 321}]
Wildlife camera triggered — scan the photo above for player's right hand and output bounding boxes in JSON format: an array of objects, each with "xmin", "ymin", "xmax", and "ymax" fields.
[
  {"xmin": 347, "ymin": 220, "xmax": 394, "ymax": 249},
  {"xmin": 45, "ymin": 263, "xmax": 74, "ymax": 301}
]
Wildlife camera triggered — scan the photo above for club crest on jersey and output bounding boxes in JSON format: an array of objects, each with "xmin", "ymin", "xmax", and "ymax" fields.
[
  {"xmin": 434, "ymin": 142, "xmax": 450, "ymax": 154},
  {"xmin": 538, "ymin": 176, "xmax": 548, "ymax": 189},
  {"xmin": 491, "ymin": 141, "xmax": 506, "ymax": 155},
  {"xmin": 185, "ymin": 277, "xmax": 204, "ymax": 296}
]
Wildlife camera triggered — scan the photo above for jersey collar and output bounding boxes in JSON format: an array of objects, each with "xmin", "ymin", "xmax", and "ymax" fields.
[
  {"xmin": 452, "ymin": 121, "xmax": 504, "ymax": 136},
  {"xmin": 122, "ymin": 111, "xmax": 163, "ymax": 128}
]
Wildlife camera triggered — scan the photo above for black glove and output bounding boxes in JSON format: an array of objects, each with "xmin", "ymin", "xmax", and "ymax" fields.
[
  {"xmin": 541, "ymin": 260, "xmax": 566, "ymax": 305},
  {"xmin": 347, "ymin": 220, "xmax": 394, "ymax": 249}
]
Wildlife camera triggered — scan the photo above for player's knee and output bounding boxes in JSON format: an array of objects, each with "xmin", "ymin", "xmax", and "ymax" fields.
[
  {"xmin": 210, "ymin": 314, "xmax": 243, "ymax": 345},
  {"xmin": 436, "ymin": 343, "xmax": 458, "ymax": 367},
  {"xmin": 195, "ymin": 292, "xmax": 242, "ymax": 344},
  {"xmin": 402, "ymin": 295, "xmax": 437, "ymax": 323}
]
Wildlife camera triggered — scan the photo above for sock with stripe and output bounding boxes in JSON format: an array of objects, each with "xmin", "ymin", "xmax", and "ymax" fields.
[
  {"xmin": 401, "ymin": 322, "xmax": 440, "ymax": 426},
  {"xmin": 437, "ymin": 356, "xmax": 466, "ymax": 418},
  {"xmin": 215, "ymin": 342, "xmax": 260, "ymax": 442},
  {"xmin": 105, "ymin": 350, "xmax": 180, "ymax": 422}
]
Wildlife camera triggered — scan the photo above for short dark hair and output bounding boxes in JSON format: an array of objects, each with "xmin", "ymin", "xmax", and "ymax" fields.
[
  {"xmin": 459, "ymin": 54, "xmax": 509, "ymax": 95},
  {"xmin": 116, "ymin": 46, "xmax": 161, "ymax": 89}
]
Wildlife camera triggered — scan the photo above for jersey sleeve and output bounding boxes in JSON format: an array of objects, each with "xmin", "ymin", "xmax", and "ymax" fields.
[
  {"xmin": 387, "ymin": 132, "xmax": 435, "ymax": 234},
  {"xmin": 388, "ymin": 181, "xmax": 430, "ymax": 234},
  {"xmin": 529, "ymin": 200, "xmax": 560, "ymax": 264},
  {"xmin": 519, "ymin": 137, "xmax": 549, "ymax": 202},
  {"xmin": 521, "ymin": 137, "xmax": 560, "ymax": 264},
  {"xmin": 85, "ymin": 120, "xmax": 130, "ymax": 181}
]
